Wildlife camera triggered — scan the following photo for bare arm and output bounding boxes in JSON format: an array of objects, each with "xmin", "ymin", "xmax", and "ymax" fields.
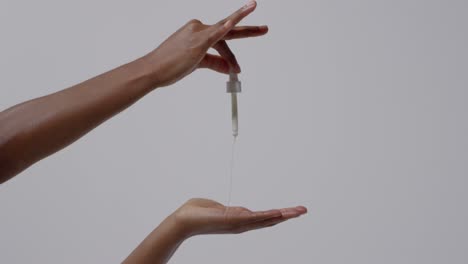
[
  {"xmin": 0, "ymin": 58, "xmax": 156, "ymax": 183},
  {"xmin": 123, "ymin": 198, "xmax": 308, "ymax": 264},
  {"xmin": 0, "ymin": 0, "xmax": 267, "ymax": 184}
]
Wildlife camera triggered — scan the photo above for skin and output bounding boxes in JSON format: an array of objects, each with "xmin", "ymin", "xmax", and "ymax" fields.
[
  {"xmin": 0, "ymin": 1, "xmax": 267, "ymax": 184},
  {"xmin": 123, "ymin": 199, "xmax": 308, "ymax": 264},
  {"xmin": 1, "ymin": 1, "xmax": 309, "ymax": 263}
]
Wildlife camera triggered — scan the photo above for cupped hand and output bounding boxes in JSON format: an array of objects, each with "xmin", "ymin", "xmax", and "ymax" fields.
[
  {"xmin": 172, "ymin": 198, "xmax": 308, "ymax": 237},
  {"xmin": 143, "ymin": 0, "xmax": 268, "ymax": 87}
]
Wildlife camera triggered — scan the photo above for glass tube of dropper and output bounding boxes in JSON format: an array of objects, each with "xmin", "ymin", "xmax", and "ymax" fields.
[
  {"xmin": 231, "ymin": 93, "xmax": 238, "ymax": 138},
  {"xmin": 227, "ymin": 72, "xmax": 241, "ymax": 138}
]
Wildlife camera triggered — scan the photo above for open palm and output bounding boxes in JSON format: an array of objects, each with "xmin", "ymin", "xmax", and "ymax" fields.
[{"xmin": 173, "ymin": 198, "xmax": 307, "ymax": 237}]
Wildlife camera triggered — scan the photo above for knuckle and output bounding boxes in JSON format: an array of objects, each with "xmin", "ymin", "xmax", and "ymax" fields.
[
  {"xmin": 185, "ymin": 19, "xmax": 203, "ymax": 31},
  {"xmin": 188, "ymin": 19, "xmax": 202, "ymax": 25}
]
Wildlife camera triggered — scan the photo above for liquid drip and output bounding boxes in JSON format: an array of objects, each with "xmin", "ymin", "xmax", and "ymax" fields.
[{"xmin": 227, "ymin": 136, "xmax": 237, "ymax": 206}]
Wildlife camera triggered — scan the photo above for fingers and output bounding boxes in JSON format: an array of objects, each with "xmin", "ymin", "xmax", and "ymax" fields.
[
  {"xmin": 233, "ymin": 206, "xmax": 308, "ymax": 233},
  {"xmin": 213, "ymin": 40, "xmax": 241, "ymax": 73},
  {"xmin": 296, "ymin": 206, "xmax": 308, "ymax": 214},
  {"xmin": 244, "ymin": 206, "xmax": 307, "ymax": 224},
  {"xmin": 209, "ymin": 0, "xmax": 258, "ymax": 45},
  {"xmin": 223, "ymin": 205, "xmax": 307, "ymax": 233},
  {"xmin": 246, "ymin": 209, "xmax": 283, "ymax": 223},
  {"xmin": 223, "ymin": 207, "xmax": 282, "ymax": 225},
  {"xmin": 280, "ymin": 206, "xmax": 308, "ymax": 219},
  {"xmin": 209, "ymin": 25, "xmax": 268, "ymax": 71},
  {"xmin": 241, "ymin": 206, "xmax": 308, "ymax": 224},
  {"xmin": 223, "ymin": 25, "xmax": 269, "ymax": 40},
  {"xmin": 231, "ymin": 215, "xmax": 284, "ymax": 233},
  {"xmin": 222, "ymin": 0, "xmax": 257, "ymax": 28},
  {"xmin": 198, "ymin": 54, "xmax": 230, "ymax": 74},
  {"xmin": 199, "ymin": 41, "xmax": 242, "ymax": 74}
]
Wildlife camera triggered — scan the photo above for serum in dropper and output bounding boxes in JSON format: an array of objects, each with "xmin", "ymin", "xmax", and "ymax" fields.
[{"xmin": 227, "ymin": 72, "xmax": 241, "ymax": 138}]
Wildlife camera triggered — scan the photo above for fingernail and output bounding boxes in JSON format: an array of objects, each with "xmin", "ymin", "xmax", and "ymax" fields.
[{"xmin": 243, "ymin": 0, "xmax": 256, "ymax": 10}]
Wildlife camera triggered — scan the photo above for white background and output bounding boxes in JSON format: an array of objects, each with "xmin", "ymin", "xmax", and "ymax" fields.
[{"xmin": 1, "ymin": 0, "xmax": 467, "ymax": 263}]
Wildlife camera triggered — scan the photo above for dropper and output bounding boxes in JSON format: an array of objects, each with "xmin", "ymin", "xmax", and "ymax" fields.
[{"xmin": 226, "ymin": 71, "xmax": 241, "ymax": 138}]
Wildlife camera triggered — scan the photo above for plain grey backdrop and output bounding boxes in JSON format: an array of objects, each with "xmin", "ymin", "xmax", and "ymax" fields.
[{"xmin": 1, "ymin": 0, "xmax": 467, "ymax": 263}]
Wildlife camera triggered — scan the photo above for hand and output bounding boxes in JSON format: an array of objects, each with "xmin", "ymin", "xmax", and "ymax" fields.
[
  {"xmin": 142, "ymin": 0, "xmax": 268, "ymax": 87},
  {"xmin": 171, "ymin": 198, "xmax": 308, "ymax": 237}
]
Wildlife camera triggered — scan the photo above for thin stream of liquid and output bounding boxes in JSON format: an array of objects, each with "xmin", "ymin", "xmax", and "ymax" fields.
[{"xmin": 227, "ymin": 136, "xmax": 237, "ymax": 206}]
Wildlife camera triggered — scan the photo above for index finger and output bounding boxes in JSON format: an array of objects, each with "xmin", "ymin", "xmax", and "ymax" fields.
[
  {"xmin": 209, "ymin": 1, "xmax": 258, "ymax": 43},
  {"xmin": 221, "ymin": 0, "xmax": 257, "ymax": 28}
]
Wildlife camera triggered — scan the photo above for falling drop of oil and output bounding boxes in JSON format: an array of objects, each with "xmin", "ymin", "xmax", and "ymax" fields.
[{"xmin": 227, "ymin": 136, "xmax": 237, "ymax": 206}]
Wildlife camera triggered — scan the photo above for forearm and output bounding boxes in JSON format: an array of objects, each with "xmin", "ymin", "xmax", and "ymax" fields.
[
  {"xmin": 122, "ymin": 197, "xmax": 308, "ymax": 264},
  {"xmin": 0, "ymin": 56, "xmax": 158, "ymax": 183},
  {"xmin": 123, "ymin": 215, "xmax": 186, "ymax": 264}
]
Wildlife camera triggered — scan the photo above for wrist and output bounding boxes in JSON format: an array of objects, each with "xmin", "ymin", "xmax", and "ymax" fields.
[
  {"xmin": 137, "ymin": 53, "xmax": 165, "ymax": 89},
  {"xmin": 161, "ymin": 214, "xmax": 192, "ymax": 242},
  {"xmin": 123, "ymin": 213, "xmax": 188, "ymax": 264},
  {"xmin": 131, "ymin": 55, "xmax": 163, "ymax": 91}
]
